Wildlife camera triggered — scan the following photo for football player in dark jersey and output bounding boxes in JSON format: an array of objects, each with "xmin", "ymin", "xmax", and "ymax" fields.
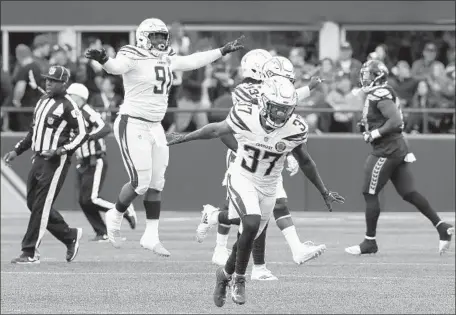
[{"xmin": 345, "ymin": 60, "xmax": 454, "ymax": 256}]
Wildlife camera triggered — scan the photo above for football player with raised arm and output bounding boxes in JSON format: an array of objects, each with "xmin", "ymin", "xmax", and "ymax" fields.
[
  {"xmin": 168, "ymin": 76, "xmax": 344, "ymax": 306},
  {"xmin": 85, "ymin": 18, "xmax": 243, "ymax": 255}
]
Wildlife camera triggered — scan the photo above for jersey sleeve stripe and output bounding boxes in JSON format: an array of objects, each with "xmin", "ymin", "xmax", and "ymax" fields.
[
  {"xmin": 283, "ymin": 132, "xmax": 308, "ymax": 142},
  {"xmin": 168, "ymin": 48, "xmax": 176, "ymax": 56},
  {"xmin": 119, "ymin": 46, "xmax": 148, "ymax": 58},
  {"xmin": 236, "ymin": 86, "xmax": 253, "ymax": 101},
  {"xmin": 228, "ymin": 110, "xmax": 246, "ymax": 132},
  {"xmin": 231, "ymin": 107, "xmax": 251, "ymax": 132},
  {"xmin": 233, "ymin": 90, "xmax": 251, "ymax": 103}
]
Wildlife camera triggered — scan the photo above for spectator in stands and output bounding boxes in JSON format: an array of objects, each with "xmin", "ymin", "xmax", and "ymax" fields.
[
  {"xmin": 335, "ymin": 41, "xmax": 362, "ymax": 88},
  {"xmin": 84, "ymin": 37, "xmax": 104, "ymax": 103},
  {"xmin": 49, "ymin": 45, "xmax": 77, "ymax": 84},
  {"xmin": 11, "ymin": 44, "xmax": 44, "ymax": 131},
  {"xmin": 325, "ymin": 74, "xmax": 363, "ymax": 133},
  {"xmin": 389, "ymin": 60, "xmax": 417, "ymax": 108},
  {"xmin": 318, "ymin": 58, "xmax": 337, "ymax": 95},
  {"xmin": 1, "ymin": 66, "xmax": 13, "ymax": 131},
  {"xmin": 91, "ymin": 76, "xmax": 123, "ymax": 124},
  {"xmin": 368, "ymin": 44, "xmax": 393, "ymax": 70},
  {"xmin": 411, "ymin": 42, "xmax": 445, "ymax": 81},
  {"xmin": 31, "ymin": 34, "xmax": 51, "ymax": 74},
  {"xmin": 426, "ymin": 62, "xmax": 451, "ymax": 99},
  {"xmin": 289, "ymin": 47, "xmax": 315, "ymax": 86}
]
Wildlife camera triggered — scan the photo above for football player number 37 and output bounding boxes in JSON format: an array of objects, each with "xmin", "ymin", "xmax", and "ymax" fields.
[
  {"xmin": 241, "ymin": 144, "xmax": 282, "ymax": 176},
  {"xmin": 153, "ymin": 66, "xmax": 173, "ymax": 95}
]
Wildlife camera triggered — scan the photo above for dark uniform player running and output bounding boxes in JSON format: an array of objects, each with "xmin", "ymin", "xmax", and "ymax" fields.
[
  {"xmin": 66, "ymin": 83, "xmax": 137, "ymax": 242},
  {"xmin": 345, "ymin": 60, "xmax": 454, "ymax": 256},
  {"xmin": 3, "ymin": 65, "xmax": 87, "ymax": 264}
]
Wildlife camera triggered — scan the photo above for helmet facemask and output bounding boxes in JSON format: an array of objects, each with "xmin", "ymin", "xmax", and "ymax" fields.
[
  {"xmin": 360, "ymin": 68, "xmax": 385, "ymax": 92},
  {"xmin": 147, "ymin": 32, "xmax": 169, "ymax": 51},
  {"xmin": 261, "ymin": 95, "xmax": 296, "ymax": 129}
]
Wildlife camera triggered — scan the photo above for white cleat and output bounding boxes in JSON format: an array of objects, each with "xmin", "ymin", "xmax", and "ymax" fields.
[
  {"xmin": 345, "ymin": 245, "xmax": 362, "ymax": 255},
  {"xmin": 251, "ymin": 265, "xmax": 278, "ymax": 281},
  {"xmin": 439, "ymin": 227, "xmax": 454, "ymax": 255},
  {"xmin": 105, "ymin": 209, "xmax": 124, "ymax": 248},
  {"xmin": 293, "ymin": 241, "xmax": 326, "ymax": 265},
  {"xmin": 212, "ymin": 245, "xmax": 230, "ymax": 266},
  {"xmin": 196, "ymin": 204, "xmax": 220, "ymax": 243},
  {"xmin": 140, "ymin": 236, "xmax": 171, "ymax": 257}
]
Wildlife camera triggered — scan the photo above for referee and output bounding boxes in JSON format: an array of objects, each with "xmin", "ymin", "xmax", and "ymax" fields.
[
  {"xmin": 66, "ymin": 83, "xmax": 137, "ymax": 242},
  {"xmin": 3, "ymin": 65, "xmax": 87, "ymax": 264}
]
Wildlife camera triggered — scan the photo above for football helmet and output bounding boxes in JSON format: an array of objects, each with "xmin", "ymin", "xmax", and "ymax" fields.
[
  {"xmin": 262, "ymin": 56, "xmax": 296, "ymax": 83},
  {"xmin": 360, "ymin": 60, "xmax": 389, "ymax": 92},
  {"xmin": 136, "ymin": 18, "xmax": 170, "ymax": 51},
  {"xmin": 240, "ymin": 49, "xmax": 272, "ymax": 81},
  {"xmin": 260, "ymin": 76, "xmax": 298, "ymax": 129}
]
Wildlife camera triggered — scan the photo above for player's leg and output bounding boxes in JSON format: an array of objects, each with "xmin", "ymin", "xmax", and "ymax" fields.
[
  {"xmin": 140, "ymin": 123, "xmax": 170, "ymax": 256},
  {"xmin": 226, "ymin": 174, "xmax": 261, "ymax": 305},
  {"xmin": 391, "ymin": 162, "xmax": 454, "ymax": 254},
  {"xmin": 77, "ymin": 163, "xmax": 108, "ymax": 240},
  {"xmin": 345, "ymin": 155, "xmax": 399, "ymax": 255},
  {"xmin": 108, "ymin": 116, "xmax": 152, "ymax": 247}
]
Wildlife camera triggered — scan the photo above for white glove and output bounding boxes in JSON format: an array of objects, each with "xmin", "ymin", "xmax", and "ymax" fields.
[{"xmin": 286, "ymin": 155, "xmax": 299, "ymax": 177}]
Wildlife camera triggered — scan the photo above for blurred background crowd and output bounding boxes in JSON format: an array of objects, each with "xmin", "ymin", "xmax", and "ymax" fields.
[{"xmin": 1, "ymin": 25, "xmax": 454, "ymax": 134}]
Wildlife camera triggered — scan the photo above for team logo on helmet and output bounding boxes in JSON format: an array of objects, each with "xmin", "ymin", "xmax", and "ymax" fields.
[
  {"xmin": 49, "ymin": 67, "xmax": 56, "ymax": 75},
  {"xmin": 275, "ymin": 141, "xmax": 287, "ymax": 152}
]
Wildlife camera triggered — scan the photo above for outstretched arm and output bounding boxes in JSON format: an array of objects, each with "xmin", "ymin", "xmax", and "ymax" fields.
[
  {"xmin": 292, "ymin": 143, "xmax": 327, "ymax": 194},
  {"xmin": 171, "ymin": 50, "xmax": 223, "ymax": 72},
  {"xmin": 167, "ymin": 120, "xmax": 233, "ymax": 146},
  {"xmin": 220, "ymin": 133, "xmax": 238, "ymax": 152}
]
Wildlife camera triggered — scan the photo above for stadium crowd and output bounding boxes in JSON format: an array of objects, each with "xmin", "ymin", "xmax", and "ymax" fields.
[{"xmin": 1, "ymin": 25, "xmax": 454, "ymax": 134}]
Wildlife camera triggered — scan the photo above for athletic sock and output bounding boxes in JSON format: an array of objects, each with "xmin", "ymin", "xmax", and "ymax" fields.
[
  {"xmin": 252, "ymin": 224, "xmax": 268, "ymax": 265},
  {"xmin": 364, "ymin": 193, "xmax": 381, "ymax": 238},
  {"xmin": 282, "ymin": 226, "xmax": 301, "ymax": 255},
  {"xmin": 144, "ymin": 201, "xmax": 161, "ymax": 242},
  {"xmin": 216, "ymin": 224, "xmax": 230, "ymax": 247}
]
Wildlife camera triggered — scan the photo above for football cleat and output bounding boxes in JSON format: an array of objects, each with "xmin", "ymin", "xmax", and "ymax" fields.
[
  {"xmin": 11, "ymin": 254, "xmax": 40, "ymax": 264},
  {"xmin": 212, "ymin": 245, "xmax": 231, "ymax": 266},
  {"xmin": 231, "ymin": 274, "xmax": 246, "ymax": 305},
  {"xmin": 105, "ymin": 209, "xmax": 124, "ymax": 248},
  {"xmin": 140, "ymin": 236, "xmax": 171, "ymax": 257},
  {"xmin": 91, "ymin": 234, "xmax": 109, "ymax": 242},
  {"xmin": 345, "ymin": 239, "xmax": 378, "ymax": 255},
  {"xmin": 66, "ymin": 228, "xmax": 83, "ymax": 262},
  {"xmin": 293, "ymin": 241, "xmax": 326, "ymax": 264},
  {"xmin": 437, "ymin": 223, "xmax": 454, "ymax": 255},
  {"xmin": 124, "ymin": 205, "xmax": 137, "ymax": 230},
  {"xmin": 196, "ymin": 204, "xmax": 219, "ymax": 243},
  {"xmin": 251, "ymin": 264, "xmax": 278, "ymax": 281},
  {"xmin": 213, "ymin": 267, "xmax": 232, "ymax": 307}
]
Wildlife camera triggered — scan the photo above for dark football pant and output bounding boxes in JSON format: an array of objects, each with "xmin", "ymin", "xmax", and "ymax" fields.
[
  {"xmin": 362, "ymin": 154, "xmax": 415, "ymax": 197},
  {"xmin": 77, "ymin": 156, "xmax": 113, "ymax": 236},
  {"xmin": 22, "ymin": 155, "xmax": 76, "ymax": 257}
]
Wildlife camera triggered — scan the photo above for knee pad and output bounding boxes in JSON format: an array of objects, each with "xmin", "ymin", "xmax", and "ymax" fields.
[
  {"xmin": 273, "ymin": 198, "xmax": 290, "ymax": 221},
  {"xmin": 133, "ymin": 169, "xmax": 152, "ymax": 195}
]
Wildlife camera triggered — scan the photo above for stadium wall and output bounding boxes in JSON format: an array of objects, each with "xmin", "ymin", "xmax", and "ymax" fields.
[
  {"xmin": 1, "ymin": 134, "xmax": 454, "ymax": 213},
  {"xmin": 1, "ymin": 1, "xmax": 454, "ymax": 26}
]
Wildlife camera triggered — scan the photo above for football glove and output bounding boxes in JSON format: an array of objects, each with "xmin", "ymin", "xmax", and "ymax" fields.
[
  {"xmin": 85, "ymin": 48, "xmax": 109, "ymax": 65},
  {"xmin": 286, "ymin": 154, "xmax": 299, "ymax": 177},
  {"xmin": 220, "ymin": 35, "xmax": 245, "ymax": 56},
  {"xmin": 363, "ymin": 129, "xmax": 381, "ymax": 143},
  {"xmin": 166, "ymin": 132, "xmax": 187, "ymax": 146},
  {"xmin": 322, "ymin": 190, "xmax": 345, "ymax": 212}
]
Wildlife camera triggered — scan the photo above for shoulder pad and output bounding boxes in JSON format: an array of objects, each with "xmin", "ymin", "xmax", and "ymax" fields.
[
  {"xmin": 282, "ymin": 114, "xmax": 308, "ymax": 143},
  {"xmin": 118, "ymin": 45, "xmax": 150, "ymax": 59},
  {"xmin": 371, "ymin": 87, "xmax": 393, "ymax": 99}
]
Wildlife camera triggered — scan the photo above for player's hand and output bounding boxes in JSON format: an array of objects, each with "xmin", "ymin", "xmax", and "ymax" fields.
[
  {"xmin": 3, "ymin": 151, "xmax": 17, "ymax": 166},
  {"xmin": 308, "ymin": 76, "xmax": 324, "ymax": 90},
  {"xmin": 84, "ymin": 48, "xmax": 109, "ymax": 65},
  {"xmin": 286, "ymin": 155, "xmax": 299, "ymax": 177},
  {"xmin": 363, "ymin": 131, "xmax": 378, "ymax": 143},
  {"xmin": 220, "ymin": 35, "xmax": 245, "ymax": 56},
  {"xmin": 40, "ymin": 149, "xmax": 56, "ymax": 160},
  {"xmin": 166, "ymin": 132, "xmax": 186, "ymax": 146},
  {"xmin": 322, "ymin": 190, "xmax": 345, "ymax": 212}
]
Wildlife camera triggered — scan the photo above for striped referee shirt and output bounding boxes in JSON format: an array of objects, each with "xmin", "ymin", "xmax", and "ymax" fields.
[
  {"xmin": 14, "ymin": 93, "xmax": 87, "ymax": 156},
  {"xmin": 75, "ymin": 104, "xmax": 111, "ymax": 161}
]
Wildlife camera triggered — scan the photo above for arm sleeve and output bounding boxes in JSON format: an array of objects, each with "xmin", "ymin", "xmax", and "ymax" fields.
[
  {"xmin": 296, "ymin": 86, "xmax": 311, "ymax": 102},
  {"xmin": 83, "ymin": 105, "xmax": 111, "ymax": 140},
  {"xmin": 62, "ymin": 96, "xmax": 88, "ymax": 151},
  {"xmin": 14, "ymin": 124, "xmax": 34, "ymax": 155},
  {"xmin": 171, "ymin": 49, "xmax": 223, "ymax": 72},
  {"xmin": 102, "ymin": 54, "xmax": 135, "ymax": 75}
]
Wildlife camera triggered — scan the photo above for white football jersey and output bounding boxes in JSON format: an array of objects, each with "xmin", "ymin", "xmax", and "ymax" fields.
[
  {"xmin": 225, "ymin": 101, "xmax": 308, "ymax": 196},
  {"xmin": 117, "ymin": 45, "xmax": 176, "ymax": 122}
]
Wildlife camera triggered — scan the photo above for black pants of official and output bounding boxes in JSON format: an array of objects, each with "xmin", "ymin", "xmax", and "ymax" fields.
[
  {"xmin": 22, "ymin": 154, "xmax": 76, "ymax": 257},
  {"xmin": 77, "ymin": 156, "xmax": 112, "ymax": 236}
]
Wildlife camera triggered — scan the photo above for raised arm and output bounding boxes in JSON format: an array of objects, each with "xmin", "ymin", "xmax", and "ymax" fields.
[{"xmin": 85, "ymin": 47, "xmax": 136, "ymax": 75}]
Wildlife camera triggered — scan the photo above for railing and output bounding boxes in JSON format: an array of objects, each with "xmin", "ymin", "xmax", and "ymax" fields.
[{"xmin": 2, "ymin": 107, "xmax": 454, "ymax": 134}]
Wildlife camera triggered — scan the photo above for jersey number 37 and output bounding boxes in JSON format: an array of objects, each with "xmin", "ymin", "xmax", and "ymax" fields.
[{"xmin": 153, "ymin": 66, "xmax": 173, "ymax": 95}]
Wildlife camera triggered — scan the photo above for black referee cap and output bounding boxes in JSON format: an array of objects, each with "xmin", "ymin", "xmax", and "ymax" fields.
[{"xmin": 42, "ymin": 65, "xmax": 70, "ymax": 83}]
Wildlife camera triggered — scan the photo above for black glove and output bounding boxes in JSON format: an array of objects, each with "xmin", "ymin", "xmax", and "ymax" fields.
[
  {"xmin": 322, "ymin": 190, "xmax": 345, "ymax": 212},
  {"xmin": 85, "ymin": 48, "xmax": 109, "ymax": 65},
  {"xmin": 220, "ymin": 35, "xmax": 245, "ymax": 56}
]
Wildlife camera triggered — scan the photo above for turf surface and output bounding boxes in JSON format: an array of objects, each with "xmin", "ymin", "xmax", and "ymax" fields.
[{"xmin": 1, "ymin": 210, "xmax": 455, "ymax": 314}]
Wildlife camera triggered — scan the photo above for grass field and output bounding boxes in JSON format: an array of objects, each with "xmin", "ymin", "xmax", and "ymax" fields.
[{"xmin": 1, "ymin": 209, "xmax": 455, "ymax": 314}]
